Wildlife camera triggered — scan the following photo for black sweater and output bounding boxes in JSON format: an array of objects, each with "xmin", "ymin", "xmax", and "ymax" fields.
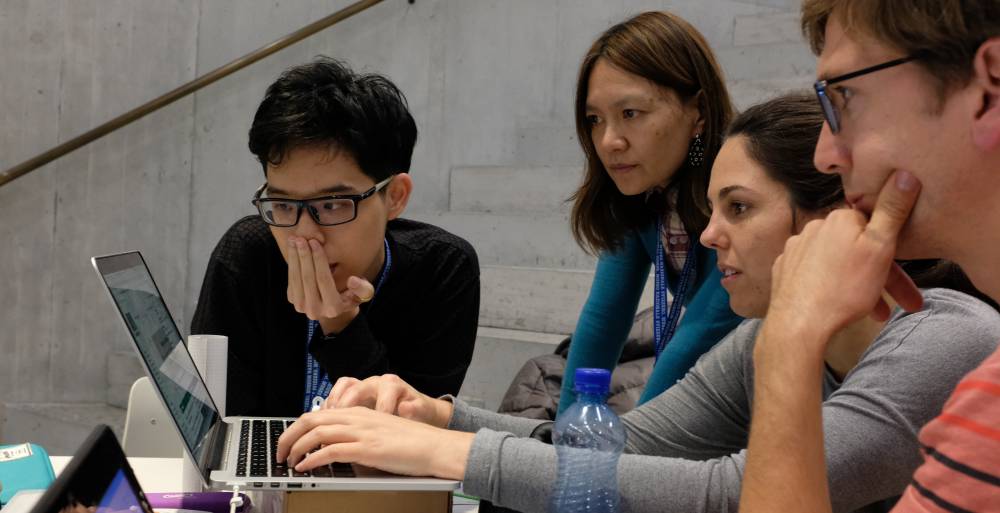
[{"xmin": 191, "ymin": 216, "xmax": 480, "ymax": 417}]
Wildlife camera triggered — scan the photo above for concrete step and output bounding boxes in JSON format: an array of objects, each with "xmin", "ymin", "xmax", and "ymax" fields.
[
  {"xmin": 458, "ymin": 327, "xmax": 565, "ymax": 412},
  {"xmin": 479, "ymin": 265, "xmax": 653, "ymax": 335},
  {"xmin": 107, "ymin": 350, "xmax": 145, "ymax": 409},
  {"xmin": 733, "ymin": 11, "xmax": 802, "ymax": 47},
  {"xmin": 449, "ymin": 165, "xmax": 583, "ymax": 214},
  {"xmin": 716, "ymin": 41, "xmax": 816, "ymax": 84},
  {"xmin": 1, "ymin": 402, "xmax": 125, "ymax": 455},
  {"xmin": 407, "ymin": 211, "xmax": 595, "ymax": 269},
  {"xmin": 729, "ymin": 77, "xmax": 815, "ymax": 110},
  {"xmin": 512, "ymin": 127, "xmax": 584, "ymax": 167}
]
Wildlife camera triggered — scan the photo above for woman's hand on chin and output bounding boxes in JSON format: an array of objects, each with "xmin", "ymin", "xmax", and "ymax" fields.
[{"xmin": 275, "ymin": 407, "xmax": 473, "ymax": 480}]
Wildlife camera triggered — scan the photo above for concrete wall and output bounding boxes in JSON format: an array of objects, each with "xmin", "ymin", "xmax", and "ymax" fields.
[
  {"xmin": 0, "ymin": 0, "xmax": 813, "ymax": 444},
  {"xmin": 1, "ymin": 0, "xmax": 199, "ymax": 406}
]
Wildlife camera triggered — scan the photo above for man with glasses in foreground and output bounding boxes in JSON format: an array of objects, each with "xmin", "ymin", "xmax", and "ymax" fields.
[
  {"xmin": 192, "ymin": 57, "xmax": 480, "ymax": 417},
  {"xmin": 740, "ymin": 1, "xmax": 1000, "ymax": 512}
]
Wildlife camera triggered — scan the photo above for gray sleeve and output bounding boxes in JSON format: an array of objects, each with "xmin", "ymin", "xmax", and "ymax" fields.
[
  {"xmin": 818, "ymin": 288, "xmax": 1000, "ymax": 513},
  {"xmin": 463, "ymin": 322, "xmax": 759, "ymax": 513},
  {"xmin": 461, "ymin": 290, "xmax": 1000, "ymax": 513},
  {"xmin": 445, "ymin": 396, "xmax": 547, "ymax": 437},
  {"xmin": 447, "ymin": 318, "xmax": 756, "ymax": 452},
  {"xmin": 464, "ymin": 429, "xmax": 746, "ymax": 513},
  {"xmin": 621, "ymin": 320, "xmax": 757, "ymax": 459}
]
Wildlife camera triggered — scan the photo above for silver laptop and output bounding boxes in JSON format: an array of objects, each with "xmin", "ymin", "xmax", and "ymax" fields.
[{"xmin": 92, "ymin": 250, "xmax": 459, "ymax": 492}]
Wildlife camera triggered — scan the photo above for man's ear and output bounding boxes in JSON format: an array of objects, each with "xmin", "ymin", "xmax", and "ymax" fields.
[
  {"xmin": 972, "ymin": 37, "xmax": 1000, "ymax": 151},
  {"xmin": 385, "ymin": 173, "xmax": 413, "ymax": 220}
]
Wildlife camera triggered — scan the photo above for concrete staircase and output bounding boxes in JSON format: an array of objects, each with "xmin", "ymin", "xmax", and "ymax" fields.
[
  {"xmin": 0, "ymin": 349, "xmax": 138, "ymax": 452},
  {"xmin": 0, "ymin": 402, "xmax": 125, "ymax": 455}
]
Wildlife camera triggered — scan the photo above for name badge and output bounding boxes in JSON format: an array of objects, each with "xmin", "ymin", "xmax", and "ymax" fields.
[{"xmin": 0, "ymin": 444, "xmax": 32, "ymax": 462}]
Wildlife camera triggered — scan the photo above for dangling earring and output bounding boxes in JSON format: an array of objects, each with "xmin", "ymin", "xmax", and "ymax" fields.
[{"xmin": 687, "ymin": 134, "xmax": 705, "ymax": 168}]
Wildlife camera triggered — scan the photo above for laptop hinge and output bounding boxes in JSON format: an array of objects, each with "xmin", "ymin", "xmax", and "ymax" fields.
[{"xmin": 205, "ymin": 420, "xmax": 228, "ymax": 475}]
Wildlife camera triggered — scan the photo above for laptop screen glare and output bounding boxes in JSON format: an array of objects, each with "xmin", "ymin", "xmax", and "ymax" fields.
[{"xmin": 97, "ymin": 253, "xmax": 220, "ymax": 470}]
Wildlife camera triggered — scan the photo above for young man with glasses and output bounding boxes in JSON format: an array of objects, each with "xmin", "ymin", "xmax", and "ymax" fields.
[
  {"xmin": 191, "ymin": 57, "xmax": 480, "ymax": 418},
  {"xmin": 739, "ymin": 2, "xmax": 1000, "ymax": 512}
]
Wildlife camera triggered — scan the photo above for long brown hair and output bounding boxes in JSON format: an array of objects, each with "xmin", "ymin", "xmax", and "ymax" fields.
[{"xmin": 570, "ymin": 11, "xmax": 734, "ymax": 254}]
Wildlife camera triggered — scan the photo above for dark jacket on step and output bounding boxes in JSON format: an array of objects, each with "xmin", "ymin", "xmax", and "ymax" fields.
[{"xmin": 497, "ymin": 308, "xmax": 655, "ymax": 420}]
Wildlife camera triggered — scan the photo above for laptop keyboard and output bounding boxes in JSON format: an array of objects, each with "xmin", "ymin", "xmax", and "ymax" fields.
[{"xmin": 235, "ymin": 419, "xmax": 355, "ymax": 479}]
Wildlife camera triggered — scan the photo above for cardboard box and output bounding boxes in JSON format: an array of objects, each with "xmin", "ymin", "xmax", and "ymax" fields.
[{"xmin": 284, "ymin": 490, "xmax": 453, "ymax": 513}]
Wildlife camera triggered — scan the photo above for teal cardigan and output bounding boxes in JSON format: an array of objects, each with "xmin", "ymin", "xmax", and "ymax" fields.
[{"xmin": 557, "ymin": 222, "xmax": 743, "ymax": 414}]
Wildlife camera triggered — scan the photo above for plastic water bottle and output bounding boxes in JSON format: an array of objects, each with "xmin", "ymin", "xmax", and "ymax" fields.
[{"xmin": 549, "ymin": 368, "xmax": 626, "ymax": 513}]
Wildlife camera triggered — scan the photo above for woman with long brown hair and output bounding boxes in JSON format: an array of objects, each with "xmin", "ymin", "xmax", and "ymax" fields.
[{"xmin": 559, "ymin": 10, "xmax": 741, "ymax": 412}]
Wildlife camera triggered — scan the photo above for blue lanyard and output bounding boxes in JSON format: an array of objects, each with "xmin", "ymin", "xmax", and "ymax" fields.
[
  {"xmin": 302, "ymin": 238, "xmax": 392, "ymax": 413},
  {"xmin": 653, "ymin": 222, "xmax": 698, "ymax": 361}
]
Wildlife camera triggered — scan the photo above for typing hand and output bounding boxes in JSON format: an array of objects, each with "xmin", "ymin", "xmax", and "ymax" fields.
[
  {"xmin": 286, "ymin": 236, "xmax": 375, "ymax": 334},
  {"xmin": 324, "ymin": 374, "xmax": 453, "ymax": 429},
  {"xmin": 765, "ymin": 170, "xmax": 924, "ymax": 349},
  {"xmin": 275, "ymin": 407, "xmax": 472, "ymax": 480}
]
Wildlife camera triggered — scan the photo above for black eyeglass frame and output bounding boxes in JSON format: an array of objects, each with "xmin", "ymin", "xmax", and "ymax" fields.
[
  {"xmin": 814, "ymin": 52, "xmax": 925, "ymax": 134},
  {"xmin": 251, "ymin": 175, "xmax": 394, "ymax": 227}
]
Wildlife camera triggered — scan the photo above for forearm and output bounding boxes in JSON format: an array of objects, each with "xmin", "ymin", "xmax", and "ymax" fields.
[
  {"xmin": 560, "ymin": 243, "xmax": 651, "ymax": 414},
  {"xmin": 447, "ymin": 396, "xmax": 547, "ymax": 436},
  {"xmin": 464, "ymin": 429, "xmax": 746, "ymax": 513},
  {"xmin": 622, "ymin": 321, "xmax": 755, "ymax": 459},
  {"xmin": 429, "ymin": 429, "xmax": 475, "ymax": 480},
  {"xmin": 559, "ymin": 338, "xmax": 626, "ymax": 413},
  {"xmin": 740, "ymin": 317, "xmax": 831, "ymax": 513}
]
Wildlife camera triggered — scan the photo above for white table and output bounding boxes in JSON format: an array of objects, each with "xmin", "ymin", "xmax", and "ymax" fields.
[
  {"xmin": 39, "ymin": 457, "xmax": 478, "ymax": 513},
  {"xmin": 50, "ymin": 456, "xmax": 188, "ymax": 491}
]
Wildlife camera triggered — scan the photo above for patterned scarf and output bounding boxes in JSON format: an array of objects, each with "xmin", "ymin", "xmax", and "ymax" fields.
[{"xmin": 661, "ymin": 188, "xmax": 690, "ymax": 273}]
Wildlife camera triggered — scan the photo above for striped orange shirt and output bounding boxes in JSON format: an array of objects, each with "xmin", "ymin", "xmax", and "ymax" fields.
[{"xmin": 893, "ymin": 345, "xmax": 1000, "ymax": 512}]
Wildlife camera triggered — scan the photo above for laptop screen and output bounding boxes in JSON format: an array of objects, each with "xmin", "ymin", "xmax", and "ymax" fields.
[
  {"xmin": 31, "ymin": 425, "xmax": 153, "ymax": 513},
  {"xmin": 92, "ymin": 252, "xmax": 221, "ymax": 476},
  {"xmin": 93, "ymin": 469, "xmax": 142, "ymax": 512}
]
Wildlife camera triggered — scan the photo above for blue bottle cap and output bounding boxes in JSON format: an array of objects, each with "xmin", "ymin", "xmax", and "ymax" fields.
[{"xmin": 574, "ymin": 368, "xmax": 611, "ymax": 394}]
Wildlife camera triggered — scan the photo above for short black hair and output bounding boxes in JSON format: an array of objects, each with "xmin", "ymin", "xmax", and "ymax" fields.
[{"xmin": 248, "ymin": 56, "xmax": 418, "ymax": 181}]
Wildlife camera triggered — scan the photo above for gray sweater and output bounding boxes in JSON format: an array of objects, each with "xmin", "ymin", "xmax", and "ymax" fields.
[{"xmin": 449, "ymin": 288, "xmax": 1000, "ymax": 513}]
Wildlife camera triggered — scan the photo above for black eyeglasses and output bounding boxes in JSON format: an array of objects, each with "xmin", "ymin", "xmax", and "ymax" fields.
[
  {"xmin": 814, "ymin": 52, "xmax": 925, "ymax": 134},
  {"xmin": 251, "ymin": 175, "xmax": 393, "ymax": 227}
]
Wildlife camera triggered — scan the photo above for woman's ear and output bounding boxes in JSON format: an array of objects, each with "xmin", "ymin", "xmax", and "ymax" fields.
[
  {"xmin": 971, "ymin": 38, "xmax": 1000, "ymax": 151},
  {"xmin": 385, "ymin": 173, "xmax": 413, "ymax": 220},
  {"xmin": 689, "ymin": 90, "xmax": 707, "ymax": 137}
]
